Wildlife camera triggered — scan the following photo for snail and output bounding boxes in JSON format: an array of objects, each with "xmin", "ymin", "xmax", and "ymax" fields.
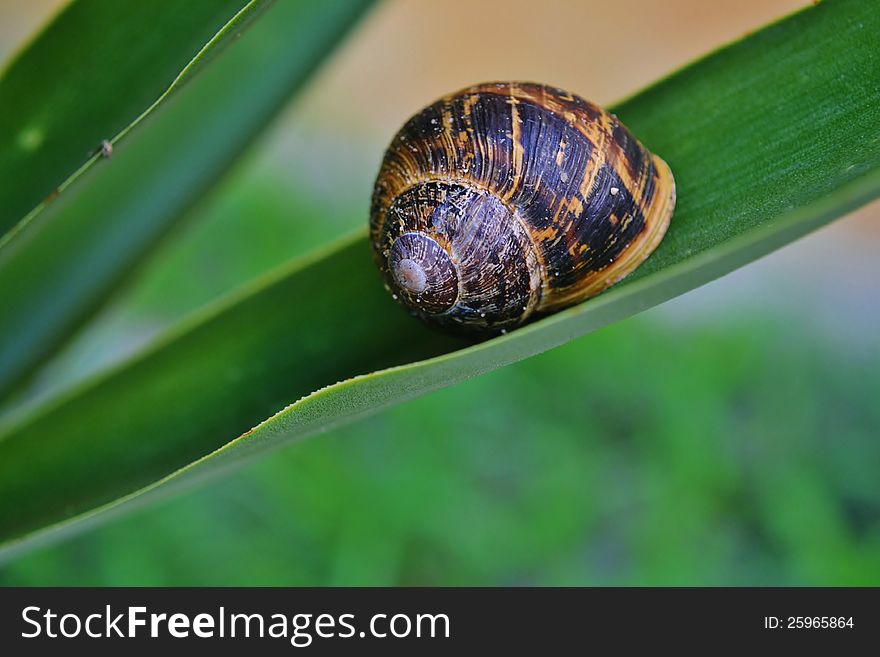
[{"xmin": 370, "ymin": 82, "xmax": 675, "ymax": 334}]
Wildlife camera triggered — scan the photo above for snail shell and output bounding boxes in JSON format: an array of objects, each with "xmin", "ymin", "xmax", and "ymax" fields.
[{"xmin": 370, "ymin": 82, "xmax": 675, "ymax": 333}]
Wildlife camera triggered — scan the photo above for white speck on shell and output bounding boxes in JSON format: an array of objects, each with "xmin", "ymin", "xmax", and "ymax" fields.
[{"xmin": 610, "ymin": 187, "xmax": 619, "ymax": 196}]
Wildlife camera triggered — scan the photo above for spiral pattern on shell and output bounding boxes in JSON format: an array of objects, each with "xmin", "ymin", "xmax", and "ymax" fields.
[{"xmin": 370, "ymin": 82, "xmax": 676, "ymax": 333}]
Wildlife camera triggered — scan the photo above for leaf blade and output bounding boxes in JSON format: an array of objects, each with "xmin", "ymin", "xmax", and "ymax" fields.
[
  {"xmin": 0, "ymin": 0, "xmax": 375, "ymax": 396},
  {"xmin": 0, "ymin": 0, "xmax": 266, "ymax": 237},
  {"xmin": 1, "ymin": 0, "xmax": 878, "ymax": 560}
]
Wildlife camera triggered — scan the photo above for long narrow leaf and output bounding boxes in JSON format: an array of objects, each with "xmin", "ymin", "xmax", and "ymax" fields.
[
  {"xmin": 1, "ymin": 0, "xmax": 878, "ymax": 561},
  {"xmin": 0, "ymin": 0, "xmax": 374, "ymax": 396},
  {"xmin": 0, "ymin": 0, "xmax": 266, "ymax": 238}
]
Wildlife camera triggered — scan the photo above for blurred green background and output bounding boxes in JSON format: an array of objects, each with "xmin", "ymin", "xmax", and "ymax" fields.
[{"xmin": 1, "ymin": 0, "xmax": 878, "ymax": 585}]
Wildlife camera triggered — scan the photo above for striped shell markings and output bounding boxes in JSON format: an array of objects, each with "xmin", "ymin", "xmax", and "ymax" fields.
[{"xmin": 370, "ymin": 82, "xmax": 676, "ymax": 334}]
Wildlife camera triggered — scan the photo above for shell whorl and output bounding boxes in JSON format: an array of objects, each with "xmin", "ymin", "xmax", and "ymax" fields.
[
  {"xmin": 388, "ymin": 232, "xmax": 458, "ymax": 313},
  {"xmin": 370, "ymin": 82, "xmax": 675, "ymax": 333},
  {"xmin": 378, "ymin": 182, "xmax": 541, "ymax": 331}
]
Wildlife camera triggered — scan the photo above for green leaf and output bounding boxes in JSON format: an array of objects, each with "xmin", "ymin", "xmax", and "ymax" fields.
[
  {"xmin": 0, "ymin": 0, "xmax": 374, "ymax": 396},
  {"xmin": 1, "ymin": 0, "xmax": 878, "ymax": 561},
  {"xmin": 0, "ymin": 0, "xmax": 267, "ymax": 238}
]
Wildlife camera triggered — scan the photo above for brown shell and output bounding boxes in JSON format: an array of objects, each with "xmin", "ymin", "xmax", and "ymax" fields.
[{"xmin": 370, "ymin": 81, "xmax": 675, "ymax": 333}]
